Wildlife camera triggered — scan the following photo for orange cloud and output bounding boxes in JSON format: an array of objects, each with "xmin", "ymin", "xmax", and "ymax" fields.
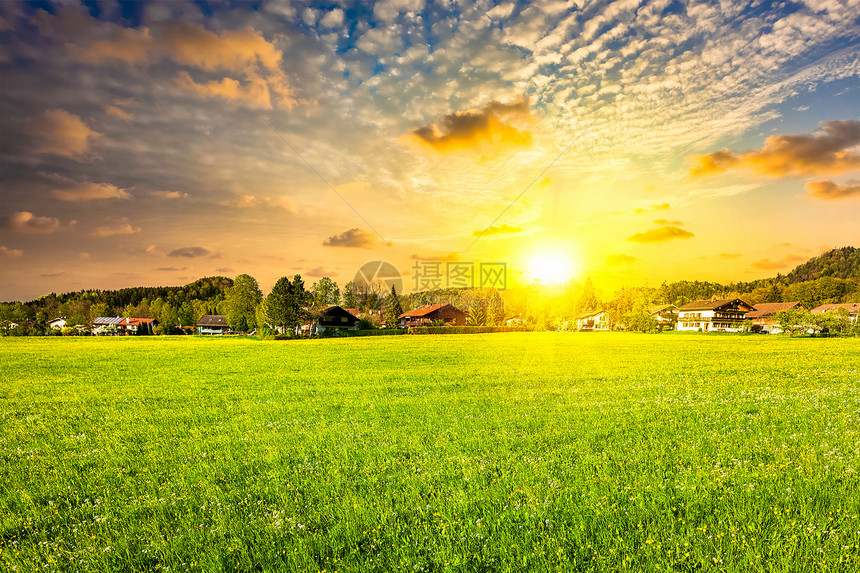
[
  {"xmin": 634, "ymin": 203, "xmax": 670, "ymax": 214},
  {"xmin": 91, "ymin": 220, "xmax": 141, "ymax": 237},
  {"xmin": 323, "ymin": 228, "xmax": 385, "ymax": 248},
  {"xmin": 687, "ymin": 120, "xmax": 860, "ymax": 178},
  {"xmin": 52, "ymin": 181, "xmax": 129, "ymax": 202},
  {"xmin": 148, "ymin": 190, "xmax": 188, "ymax": 199},
  {"xmin": 605, "ymin": 254, "xmax": 638, "ymax": 265},
  {"xmin": 805, "ymin": 180, "xmax": 860, "ymax": 201},
  {"xmin": 67, "ymin": 18, "xmax": 294, "ymax": 109},
  {"xmin": 411, "ymin": 253, "xmax": 460, "ymax": 262},
  {"xmin": 219, "ymin": 194, "xmax": 297, "ymax": 212},
  {"xmin": 401, "ymin": 96, "xmax": 533, "ymax": 156},
  {"xmin": 104, "ymin": 105, "xmax": 134, "ymax": 121},
  {"xmin": 0, "ymin": 246, "xmax": 24, "ymax": 258},
  {"xmin": 627, "ymin": 226, "xmax": 694, "ymax": 243},
  {"xmin": 751, "ymin": 254, "xmax": 805, "ymax": 270},
  {"xmin": 473, "ymin": 224, "xmax": 522, "ymax": 236},
  {"xmin": 3, "ymin": 211, "xmax": 61, "ymax": 234},
  {"xmin": 653, "ymin": 218, "xmax": 682, "ymax": 225},
  {"xmin": 168, "ymin": 246, "xmax": 213, "ymax": 258},
  {"xmin": 28, "ymin": 109, "xmax": 100, "ymax": 158},
  {"xmin": 718, "ymin": 253, "xmax": 741, "ymax": 259}
]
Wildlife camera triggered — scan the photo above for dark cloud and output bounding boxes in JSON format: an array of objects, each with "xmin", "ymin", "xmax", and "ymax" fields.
[
  {"xmin": 687, "ymin": 120, "xmax": 860, "ymax": 177},
  {"xmin": 322, "ymin": 228, "xmax": 383, "ymax": 248},
  {"xmin": 155, "ymin": 266, "xmax": 188, "ymax": 272},
  {"xmin": 805, "ymin": 180, "xmax": 860, "ymax": 200},
  {"xmin": 627, "ymin": 226, "xmax": 694, "ymax": 243},
  {"xmin": 168, "ymin": 246, "xmax": 213, "ymax": 258},
  {"xmin": 401, "ymin": 96, "xmax": 532, "ymax": 155}
]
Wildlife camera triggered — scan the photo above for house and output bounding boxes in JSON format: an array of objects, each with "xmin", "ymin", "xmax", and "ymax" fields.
[
  {"xmin": 119, "ymin": 317, "xmax": 157, "ymax": 335},
  {"xmin": 576, "ymin": 309, "xmax": 609, "ymax": 331},
  {"xmin": 650, "ymin": 304, "xmax": 678, "ymax": 330},
  {"xmin": 196, "ymin": 315, "xmax": 230, "ymax": 335},
  {"xmin": 92, "ymin": 316, "xmax": 156, "ymax": 335},
  {"xmin": 92, "ymin": 316, "xmax": 125, "ymax": 335},
  {"xmin": 811, "ymin": 303, "xmax": 860, "ymax": 321},
  {"xmin": 747, "ymin": 302, "xmax": 805, "ymax": 333},
  {"xmin": 305, "ymin": 305, "xmax": 360, "ymax": 335},
  {"xmin": 398, "ymin": 303, "xmax": 466, "ymax": 327},
  {"xmin": 677, "ymin": 298, "xmax": 754, "ymax": 332},
  {"xmin": 48, "ymin": 317, "xmax": 67, "ymax": 330}
]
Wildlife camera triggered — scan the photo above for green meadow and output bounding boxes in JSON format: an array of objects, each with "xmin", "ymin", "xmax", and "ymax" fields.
[{"xmin": 1, "ymin": 333, "xmax": 858, "ymax": 572}]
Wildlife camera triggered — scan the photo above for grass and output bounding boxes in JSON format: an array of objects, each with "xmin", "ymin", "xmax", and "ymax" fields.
[{"xmin": 1, "ymin": 333, "xmax": 859, "ymax": 572}]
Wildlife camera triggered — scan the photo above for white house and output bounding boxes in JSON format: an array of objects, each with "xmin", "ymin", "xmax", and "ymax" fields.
[
  {"xmin": 677, "ymin": 298, "xmax": 754, "ymax": 332},
  {"xmin": 576, "ymin": 309, "xmax": 609, "ymax": 331},
  {"xmin": 48, "ymin": 317, "xmax": 67, "ymax": 330},
  {"xmin": 196, "ymin": 315, "xmax": 230, "ymax": 335},
  {"xmin": 746, "ymin": 302, "xmax": 805, "ymax": 334}
]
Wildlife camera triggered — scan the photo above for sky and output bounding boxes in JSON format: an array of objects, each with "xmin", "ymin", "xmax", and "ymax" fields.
[{"xmin": 1, "ymin": 0, "xmax": 858, "ymax": 302}]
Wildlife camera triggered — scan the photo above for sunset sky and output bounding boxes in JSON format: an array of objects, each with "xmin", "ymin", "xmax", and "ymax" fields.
[{"xmin": 1, "ymin": 0, "xmax": 858, "ymax": 302}]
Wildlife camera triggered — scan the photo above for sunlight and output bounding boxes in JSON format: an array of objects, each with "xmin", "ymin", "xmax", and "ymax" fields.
[{"xmin": 526, "ymin": 251, "xmax": 577, "ymax": 284}]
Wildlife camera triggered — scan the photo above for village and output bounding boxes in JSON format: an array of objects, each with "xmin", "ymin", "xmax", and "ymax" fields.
[{"xmin": 35, "ymin": 298, "xmax": 860, "ymax": 337}]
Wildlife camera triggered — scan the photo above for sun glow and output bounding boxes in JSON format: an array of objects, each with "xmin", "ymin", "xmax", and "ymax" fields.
[{"xmin": 526, "ymin": 251, "xmax": 577, "ymax": 284}]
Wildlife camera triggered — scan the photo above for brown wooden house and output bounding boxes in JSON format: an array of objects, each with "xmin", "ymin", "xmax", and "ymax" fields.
[{"xmin": 398, "ymin": 303, "xmax": 466, "ymax": 327}]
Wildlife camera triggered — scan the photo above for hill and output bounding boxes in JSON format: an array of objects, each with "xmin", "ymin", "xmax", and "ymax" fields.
[{"xmin": 784, "ymin": 246, "xmax": 860, "ymax": 283}]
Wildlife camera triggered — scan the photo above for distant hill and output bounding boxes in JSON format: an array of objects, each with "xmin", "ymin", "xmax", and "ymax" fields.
[{"xmin": 784, "ymin": 247, "xmax": 860, "ymax": 283}]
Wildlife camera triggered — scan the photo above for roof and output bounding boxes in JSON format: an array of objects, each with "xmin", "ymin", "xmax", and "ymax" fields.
[
  {"xmin": 811, "ymin": 303, "xmax": 860, "ymax": 314},
  {"xmin": 196, "ymin": 315, "xmax": 229, "ymax": 327},
  {"xmin": 650, "ymin": 304, "xmax": 677, "ymax": 315},
  {"xmin": 344, "ymin": 308, "xmax": 360, "ymax": 318},
  {"xmin": 746, "ymin": 302, "xmax": 804, "ymax": 319},
  {"xmin": 398, "ymin": 303, "xmax": 464, "ymax": 318},
  {"xmin": 122, "ymin": 317, "xmax": 157, "ymax": 326},
  {"xmin": 576, "ymin": 309, "xmax": 606, "ymax": 319},
  {"xmin": 93, "ymin": 316, "xmax": 124, "ymax": 325},
  {"xmin": 677, "ymin": 298, "xmax": 753, "ymax": 312}
]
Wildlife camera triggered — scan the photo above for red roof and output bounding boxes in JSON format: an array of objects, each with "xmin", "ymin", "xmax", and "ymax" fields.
[
  {"xmin": 344, "ymin": 308, "xmax": 360, "ymax": 317},
  {"xmin": 746, "ymin": 302, "xmax": 804, "ymax": 319},
  {"xmin": 122, "ymin": 317, "xmax": 157, "ymax": 326},
  {"xmin": 398, "ymin": 303, "xmax": 446, "ymax": 318}
]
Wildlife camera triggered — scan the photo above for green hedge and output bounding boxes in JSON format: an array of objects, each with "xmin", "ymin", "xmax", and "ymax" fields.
[{"xmin": 411, "ymin": 326, "xmax": 530, "ymax": 335}]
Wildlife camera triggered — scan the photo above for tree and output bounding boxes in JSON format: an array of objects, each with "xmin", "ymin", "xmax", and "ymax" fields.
[
  {"xmin": 265, "ymin": 274, "xmax": 310, "ymax": 334},
  {"xmin": 225, "ymin": 274, "xmax": 263, "ymax": 331},
  {"xmin": 467, "ymin": 298, "xmax": 486, "ymax": 326},
  {"xmin": 311, "ymin": 277, "xmax": 340, "ymax": 307},
  {"xmin": 342, "ymin": 281, "xmax": 360, "ymax": 309},
  {"xmin": 384, "ymin": 285, "xmax": 404, "ymax": 327},
  {"xmin": 775, "ymin": 307, "xmax": 809, "ymax": 337}
]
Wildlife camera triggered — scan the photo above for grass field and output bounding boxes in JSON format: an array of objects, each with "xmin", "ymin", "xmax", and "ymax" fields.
[{"xmin": 1, "ymin": 333, "xmax": 859, "ymax": 572}]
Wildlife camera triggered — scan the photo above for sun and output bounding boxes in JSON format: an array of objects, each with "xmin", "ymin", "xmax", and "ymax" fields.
[{"xmin": 526, "ymin": 251, "xmax": 577, "ymax": 284}]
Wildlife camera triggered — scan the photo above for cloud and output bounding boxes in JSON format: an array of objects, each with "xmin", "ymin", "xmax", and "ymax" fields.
[
  {"xmin": 633, "ymin": 203, "xmax": 670, "ymax": 214},
  {"xmin": 306, "ymin": 266, "xmax": 338, "ymax": 277},
  {"xmin": 627, "ymin": 226, "xmax": 695, "ymax": 243},
  {"xmin": 805, "ymin": 180, "xmax": 860, "ymax": 201},
  {"xmin": 91, "ymin": 221, "xmax": 141, "ymax": 237},
  {"xmin": 52, "ymin": 181, "xmax": 130, "ymax": 202},
  {"xmin": 718, "ymin": 253, "xmax": 741, "ymax": 259},
  {"xmin": 3, "ymin": 211, "xmax": 61, "ymax": 234},
  {"xmin": 168, "ymin": 246, "xmax": 213, "ymax": 258},
  {"xmin": 0, "ymin": 246, "xmax": 24, "ymax": 258},
  {"xmin": 323, "ymin": 228, "xmax": 384, "ymax": 248},
  {"xmin": 687, "ymin": 120, "xmax": 860, "ymax": 178},
  {"xmin": 653, "ymin": 218, "xmax": 682, "ymax": 226},
  {"xmin": 69, "ymin": 20, "xmax": 294, "ymax": 109},
  {"xmin": 400, "ymin": 96, "xmax": 533, "ymax": 156},
  {"xmin": 411, "ymin": 252, "xmax": 460, "ymax": 262},
  {"xmin": 751, "ymin": 254, "xmax": 806, "ymax": 270},
  {"xmin": 219, "ymin": 194, "xmax": 297, "ymax": 212},
  {"xmin": 27, "ymin": 109, "xmax": 101, "ymax": 158},
  {"xmin": 319, "ymin": 9, "xmax": 345, "ymax": 28},
  {"xmin": 155, "ymin": 266, "xmax": 188, "ymax": 272},
  {"xmin": 605, "ymin": 253, "xmax": 638, "ymax": 265},
  {"xmin": 148, "ymin": 190, "xmax": 189, "ymax": 199},
  {"xmin": 473, "ymin": 223, "xmax": 522, "ymax": 236},
  {"xmin": 104, "ymin": 105, "xmax": 133, "ymax": 121}
]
